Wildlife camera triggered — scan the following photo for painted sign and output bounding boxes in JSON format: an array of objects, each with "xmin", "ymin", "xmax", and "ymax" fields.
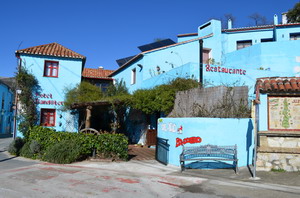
[
  {"xmin": 176, "ymin": 136, "xmax": 202, "ymax": 147},
  {"xmin": 35, "ymin": 93, "xmax": 64, "ymax": 106},
  {"xmin": 268, "ymin": 97, "xmax": 300, "ymax": 131},
  {"xmin": 206, "ymin": 65, "xmax": 246, "ymax": 75},
  {"xmin": 161, "ymin": 122, "xmax": 183, "ymax": 134}
]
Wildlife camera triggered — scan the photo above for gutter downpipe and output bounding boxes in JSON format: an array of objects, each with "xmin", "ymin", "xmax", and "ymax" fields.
[{"xmin": 199, "ymin": 39, "xmax": 203, "ymax": 84}]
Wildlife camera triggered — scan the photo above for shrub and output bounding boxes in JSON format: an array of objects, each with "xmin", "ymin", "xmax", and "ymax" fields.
[
  {"xmin": 20, "ymin": 141, "xmax": 34, "ymax": 158},
  {"xmin": 30, "ymin": 140, "xmax": 41, "ymax": 154},
  {"xmin": 27, "ymin": 126, "xmax": 128, "ymax": 162},
  {"xmin": 8, "ymin": 137, "xmax": 24, "ymax": 156},
  {"xmin": 43, "ymin": 139, "xmax": 83, "ymax": 164}
]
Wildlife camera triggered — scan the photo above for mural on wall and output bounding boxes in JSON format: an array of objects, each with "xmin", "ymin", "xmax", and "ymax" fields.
[
  {"xmin": 268, "ymin": 97, "xmax": 300, "ymax": 131},
  {"xmin": 176, "ymin": 136, "xmax": 202, "ymax": 147}
]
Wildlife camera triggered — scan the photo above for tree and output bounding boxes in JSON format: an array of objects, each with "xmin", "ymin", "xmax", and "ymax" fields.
[
  {"xmin": 249, "ymin": 13, "xmax": 269, "ymax": 26},
  {"xmin": 131, "ymin": 78, "xmax": 199, "ymax": 115},
  {"xmin": 221, "ymin": 13, "xmax": 236, "ymax": 29},
  {"xmin": 105, "ymin": 79, "xmax": 129, "ymax": 97},
  {"xmin": 286, "ymin": 2, "xmax": 300, "ymax": 23},
  {"xmin": 64, "ymin": 81, "xmax": 103, "ymax": 109},
  {"xmin": 15, "ymin": 67, "xmax": 40, "ymax": 139}
]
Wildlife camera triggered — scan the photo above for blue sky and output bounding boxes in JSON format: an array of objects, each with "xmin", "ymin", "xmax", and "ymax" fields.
[{"xmin": 1, "ymin": 0, "xmax": 299, "ymax": 77}]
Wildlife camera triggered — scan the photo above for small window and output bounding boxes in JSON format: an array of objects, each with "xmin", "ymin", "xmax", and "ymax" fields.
[
  {"xmin": 131, "ymin": 68, "xmax": 136, "ymax": 84},
  {"xmin": 261, "ymin": 38, "xmax": 273, "ymax": 42},
  {"xmin": 236, "ymin": 40, "xmax": 252, "ymax": 50},
  {"xmin": 41, "ymin": 109, "xmax": 56, "ymax": 127},
  {"xmin": 290, "ymin": 33, "xmax": 300, "ymax": 40},
  {"xmin": 203, "ymin": 49, "xmax": 210, "ymax": 64},
  {"xmin": 44, "ymin": 61, "xmax": 59, "ymax": 77}
]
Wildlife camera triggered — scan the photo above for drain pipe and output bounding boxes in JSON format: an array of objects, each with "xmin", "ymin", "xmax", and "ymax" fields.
[{"xmin": 199, "ymin": 39, "xmax": 203, "ymax": 84}]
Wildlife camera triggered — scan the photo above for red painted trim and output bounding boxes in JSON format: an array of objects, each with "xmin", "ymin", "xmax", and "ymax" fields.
[
  {"xmin": 43, "ymin": 60, "xmax": 59, "ymax": 78},
  {"xmin": 177, "ymin": 33, "xmax": 198, "ymax": 37},
  {"xmin": 40, "ymin": 108, "xmax": 56, "ymax": 127},
  {"xmin": 223, "ymin": 26, "xmax": 274, "ymax": 33}
]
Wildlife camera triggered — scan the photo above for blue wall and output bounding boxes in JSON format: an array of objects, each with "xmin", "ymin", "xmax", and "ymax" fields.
[
  {"xmin": 157, "ymin": 118, "xmax": 254, "ymax": 167},
  {"xmin": 17, "ymin": 54, "xmax": 83, "ymax": 136},
  {"xmin": 112, "ymin": 19, "xmax": 300, "ymax": 95},
  {"xmin": 0, "ymin": 82, "xmax": 14, "ymax": 134}
]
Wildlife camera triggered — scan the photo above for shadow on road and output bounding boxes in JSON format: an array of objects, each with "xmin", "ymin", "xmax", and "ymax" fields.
[{"xmin": 0, "ymin": 156, "xmax": 17, "ymax": 162}]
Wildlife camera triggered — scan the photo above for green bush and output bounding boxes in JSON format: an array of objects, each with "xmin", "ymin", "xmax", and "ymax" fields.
[
  {"xmin": 30, "ymin": 140, "xmax": 41, "ymax": 154},
  {"xmin": 8, "ymin": 137, "xmax": 24, "ymax": 156},
  {"xmin": 20, "ymin": 141, "xmax": 34, "ymax": 158},
  {"xmin": 27, "ymin": 126, "xmax": 128, "ymax": 162},
  {"xmin": 20, "ymin": 140, "xmax": 41, "ymax": 159},
  {"xmin": 43, "ymin": 139, "xmax": 83, "ymax": 164}
]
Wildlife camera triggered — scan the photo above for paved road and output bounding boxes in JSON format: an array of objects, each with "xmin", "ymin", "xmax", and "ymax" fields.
[
  {"xmin": 0, "ymin": 160, "xmax": 299, "ymax": 198},
  {"xmin": 0, "ymin": 138, "xmax": 40, "ymax": 172},
  {"xmin": 0, "ymin": 138, "xmax": 299, "ymax": 197}
]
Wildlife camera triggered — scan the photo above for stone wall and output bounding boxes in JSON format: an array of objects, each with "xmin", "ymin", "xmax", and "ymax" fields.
[
  {"xmin": 257, "ymin": 153, "xmax": 300, "ymax": 171},
  {"xmin": 256, "ymin": 132, "xmax": 300, "ymax": 171}
]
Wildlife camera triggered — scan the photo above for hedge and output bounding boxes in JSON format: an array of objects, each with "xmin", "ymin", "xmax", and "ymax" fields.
[{"xmin": 27, "ymin": 126, "xmax": 128, "ymax": 162}]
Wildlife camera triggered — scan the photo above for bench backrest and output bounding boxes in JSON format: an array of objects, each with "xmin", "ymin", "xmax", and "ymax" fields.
[{"xmin": 182, "ymin": 144, "xmax": 237, "ymax": 159}]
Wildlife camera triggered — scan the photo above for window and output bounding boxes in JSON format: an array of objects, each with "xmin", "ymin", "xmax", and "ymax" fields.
[
  {"xmin": 261, "ymin": 38, "xmax": 273, "ymax": 42},
  {"xmin": 131, "ymin": 68, "xmax": 136, "ymax": 84},
  {"xmin": 290, "ymin": 33, "xmax": 300, "ymax": 40},
  {"xmin": 44, "ymin": 61, "xmax": 59, "ymax": 77},
  {"xmin": 236, "ymin": 40, "xmax": 252, "ymax": 50},
  {"xmin": 203, "ymin": 49, "xmax": 210, "ymax": 64},
  {"xmin": 40, "ymin": 109, "xmax": 56, "ymax": 126}
]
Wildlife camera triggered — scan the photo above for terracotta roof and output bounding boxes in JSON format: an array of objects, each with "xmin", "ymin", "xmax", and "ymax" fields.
[
  {"xmin": 256, "ymin": 77, "xmax": 300, "ymax": 93},
  {"xmin": 109, "ymin": 33, "xmax": 214, "ymax": 77},
  {"xmin": 82, "ymin": 68, "xmax": 114, "ymax": 79},
  {"xmin": 15, "ymin": 42, "xmax": 86, "ymax": 59}
]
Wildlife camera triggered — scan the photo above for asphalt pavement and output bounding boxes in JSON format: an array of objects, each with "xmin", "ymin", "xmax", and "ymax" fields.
[{"xmin": 0, "ymin": 137, "xmax": 299, "ymax": 198}]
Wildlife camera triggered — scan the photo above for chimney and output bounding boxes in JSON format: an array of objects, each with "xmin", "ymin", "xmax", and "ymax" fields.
[
  {"xmin": 274, "ymin": 14, "xmax": 278, "ymax": 25},
  {"xmin": 98, "ymin": 66, "xmax": 104, "ymax": 69},
  {"xmin": 282, "ymin": 12, "xmax": 287, "ymax": 24},
  {"xmin": 228, "ymin": 19, "xmax": 232, "ymax": 29}
]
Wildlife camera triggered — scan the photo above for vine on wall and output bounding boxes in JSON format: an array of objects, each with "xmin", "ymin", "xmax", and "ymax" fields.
[{"xmin": 15, "ymin": 66, "xmax": 40, "ymax": 139}]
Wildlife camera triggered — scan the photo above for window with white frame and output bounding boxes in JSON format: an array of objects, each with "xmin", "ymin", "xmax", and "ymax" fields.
[
  {"xmin": 44, "ymin": 60, "xmax": 59, "ymax": 77},
  {"xmin": 40, "ymin": 108, "xmax": 56, "ymax": 127},
  {"xmin": 131, "ymin": 68, "xmax": 136, "ymax": 84}
]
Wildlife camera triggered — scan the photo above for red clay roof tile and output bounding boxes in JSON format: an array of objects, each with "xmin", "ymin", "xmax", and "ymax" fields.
[
  {"xmin": 82, "ymin": 68, "xmax": 114, "ymax": 79},
  {"xmin": 256, "ymin": 77, "xmax": 300, "ymax": 93},
  {"xmin": 15, "ymin": 42, "xmax": 85, "ymax": 59}
]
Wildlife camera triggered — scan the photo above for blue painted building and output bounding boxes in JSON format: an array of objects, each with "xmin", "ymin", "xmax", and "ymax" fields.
[
  {"xmin": 0, "ymin": 79, "xmax": 14, "ymax": 135},
  {"xmin": 15, "ymin": 43, "xmax": 86, "ymax": 136},
  {"xmin": 110, "ymin": 15, "xmax": 300, "ymax": 100}
]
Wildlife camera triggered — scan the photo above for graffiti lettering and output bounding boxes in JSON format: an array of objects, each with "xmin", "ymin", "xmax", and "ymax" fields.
[
  {"xmin": 176, "ymin": 136, "xmax": 202, "ymax": 147},
  {"xmin": 205, "ymin": 65, "xmax": 246, "ymax": 75},
  {"xmin": 35, "ymin": 99, "xmax": 64, "ymax": 106},
  {"xmin": 161, "ymin": 122, "xmax": 179, "ymax": 133}
]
